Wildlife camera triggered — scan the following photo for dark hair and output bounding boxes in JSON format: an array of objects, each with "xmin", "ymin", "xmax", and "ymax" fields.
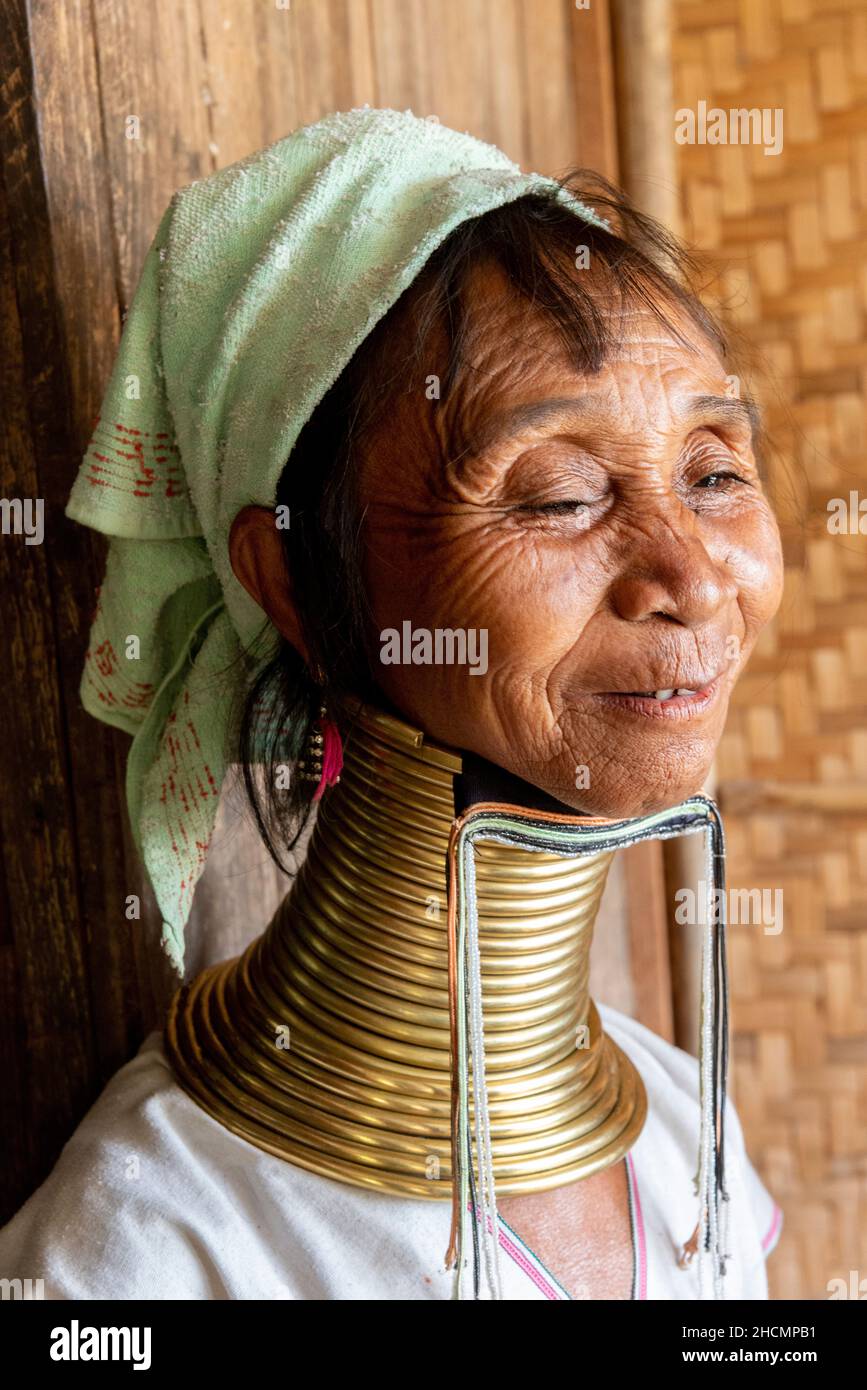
[{"xmin": 235, "ymin": 169, "xmax": 728, "ymax": 872}]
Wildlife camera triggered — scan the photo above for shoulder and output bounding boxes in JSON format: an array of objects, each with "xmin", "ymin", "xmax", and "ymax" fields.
[
  {"xmin": 0, "ymin": 1034, "xmax": 452, "ymax": 1301},
  {"xmin": 599, "ymin": 1002, "xmax": 783, "ymax": 1280},
  {"xmin": 0, "ymin": 1034, "xmax": 304, "ymax": 1299}
]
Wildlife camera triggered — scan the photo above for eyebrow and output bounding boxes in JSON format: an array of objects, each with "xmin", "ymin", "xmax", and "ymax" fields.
[
  {"xmin": 683, "ymin": 394, "xmax": 762, "ymax": 439},
  {"xmin": 451, "ymin": 391, "xmax": 761, "ymax": 465},
  {"xmin": 453, "ymin": 395, "xmax": 608, "ymax": 461}
]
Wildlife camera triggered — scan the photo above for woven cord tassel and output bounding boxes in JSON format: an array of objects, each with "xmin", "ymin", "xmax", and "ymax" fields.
[{"xmin": 465, "ymin": 838, "xmax": 503, "ymax": 1299}]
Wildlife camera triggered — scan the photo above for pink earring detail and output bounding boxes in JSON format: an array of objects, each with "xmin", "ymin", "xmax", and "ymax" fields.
[{"xmin": 299, "ymin": 701, "xmax": 344, "ymax": 801}]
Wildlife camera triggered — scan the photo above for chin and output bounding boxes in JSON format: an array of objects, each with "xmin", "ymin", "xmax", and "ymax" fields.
[{"xmin": 544, "ymin": 757, "xmax": 716, "ymax": 822}]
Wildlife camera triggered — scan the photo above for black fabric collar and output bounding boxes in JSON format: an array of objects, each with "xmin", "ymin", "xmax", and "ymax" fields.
[{"xmin": 452, "ymin": 749, "xmax": 584, "ymax": 818}]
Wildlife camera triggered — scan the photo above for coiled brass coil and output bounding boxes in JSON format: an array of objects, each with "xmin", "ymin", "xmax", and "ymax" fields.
[{"xmin": 165, "ymin": 703, "xmax": 647, "ymax": 1198}]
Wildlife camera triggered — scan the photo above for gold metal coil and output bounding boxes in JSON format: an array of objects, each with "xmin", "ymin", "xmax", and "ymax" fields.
[
  {"xmin": 229, "ymin": 942, "xmax": 605, "ymax": 1100},
  {"xmin": 269, "ymin": 909, "xmax": 587, "ymax": 1026},
  {"xmin": 265, "ymin": 907, "xmax": 589, "ymax": 1023},
  {"xmin": 276, "ymin": 894, "xmax": 584, "ymax": 1009},
  {"xmin": 165, "ymin": 701, "xmax": 647, "ymax": 1198}
]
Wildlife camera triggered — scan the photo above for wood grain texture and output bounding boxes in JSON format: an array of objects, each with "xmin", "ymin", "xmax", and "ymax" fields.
[
  {"xmin": 1, "ymin": 0, "xmax": 96, "ymax": 1220},
  {"xmin": 611, "ymin": 0, "xmax": 679, "ymax": 227}
]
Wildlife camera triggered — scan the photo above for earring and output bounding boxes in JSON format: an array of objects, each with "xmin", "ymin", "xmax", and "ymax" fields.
[{"xmin": 298, "ymin": 701, "xmax": 343, "ymax": 801}]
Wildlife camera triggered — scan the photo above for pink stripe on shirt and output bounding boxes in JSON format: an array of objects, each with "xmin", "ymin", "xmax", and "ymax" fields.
[{"xmin": 626, "ymin": 1151, "xmax": 648, "ymax": 1299}]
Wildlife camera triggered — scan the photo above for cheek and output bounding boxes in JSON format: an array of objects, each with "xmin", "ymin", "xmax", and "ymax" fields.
[
  {"xmin": 382, "ymin": 519, "xmax": 610, "ymax": 672},
  {"xmin": 722, "ymin": 504, "xmax": 784, "ymax": 637}
]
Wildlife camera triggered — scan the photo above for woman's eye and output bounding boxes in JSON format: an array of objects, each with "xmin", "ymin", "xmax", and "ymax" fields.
[
  {"xmin": 533, "ymin": 499, "xmax": 595, "ymax": 513},
  {"xmin": 518, "ymin": 498, "xmax": 602, "ymax": 515},
  {"xmin": 693, "ymin": 470, "xmax": 748, "ymax": 490}
]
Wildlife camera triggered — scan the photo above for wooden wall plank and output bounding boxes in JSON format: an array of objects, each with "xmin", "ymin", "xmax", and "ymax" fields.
[{"xmin": 0, "ymin": 0, "xmax": 95, "ymax": 1219}]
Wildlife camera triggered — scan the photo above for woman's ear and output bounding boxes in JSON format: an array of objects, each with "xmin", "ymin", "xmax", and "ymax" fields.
[{"xmin": 228, "ymin": 505, "xmax": 311, "ymax": 664}]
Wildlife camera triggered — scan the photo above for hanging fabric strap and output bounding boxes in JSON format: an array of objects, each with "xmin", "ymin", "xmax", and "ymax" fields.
[{"xmin": 444, "ymin": 795, "xmax": 731, "ymax": 1301}]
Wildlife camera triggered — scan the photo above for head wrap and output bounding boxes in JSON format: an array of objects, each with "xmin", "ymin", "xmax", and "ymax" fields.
[{"xmin": 66, "ymin": 107, "xmax": 609, "ymax": 971}]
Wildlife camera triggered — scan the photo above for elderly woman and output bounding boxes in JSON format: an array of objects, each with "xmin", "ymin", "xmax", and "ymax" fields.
[{"xmin": 0, "ymin": 108, "xmax": 784, "ymax": 1300}]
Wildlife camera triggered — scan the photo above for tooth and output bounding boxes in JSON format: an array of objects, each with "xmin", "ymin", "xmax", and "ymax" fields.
[
  {"xmin": 676, "ymin": 688, "xmax": 696, "ymax": 696},
  {"xmin": 654, "ymin": 689, "xmax": 675, "ymax": 700}
]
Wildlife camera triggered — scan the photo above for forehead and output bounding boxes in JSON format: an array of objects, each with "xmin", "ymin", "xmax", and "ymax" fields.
[
  {"xmin": 441, "ymin": 260, "xmax": 736, "ymax": 453},
  {"xmin": 457, "ymin": 256, "xmax": 722, "ymax": 374}
]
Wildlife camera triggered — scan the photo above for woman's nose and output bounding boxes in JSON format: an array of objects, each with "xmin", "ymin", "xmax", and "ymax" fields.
[{"xmin": 609, "ymin": 517, "xmax": 737, "ymax": 629}]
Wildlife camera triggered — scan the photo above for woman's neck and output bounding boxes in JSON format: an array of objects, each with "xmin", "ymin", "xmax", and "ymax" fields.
[{"xmin": 165, "ymin": 700, "xmax": 647, "ymax": 1198}]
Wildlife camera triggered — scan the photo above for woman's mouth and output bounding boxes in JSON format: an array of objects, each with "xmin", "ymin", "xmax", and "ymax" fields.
[{"xmin": 589, "ymin": 673, "xmax": 725, "ymax": 719}]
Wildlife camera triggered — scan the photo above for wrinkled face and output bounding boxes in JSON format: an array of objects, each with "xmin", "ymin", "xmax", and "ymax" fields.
[{"xmin": 359, "ymin": 260, "xmax": 784, "ymax": 818}]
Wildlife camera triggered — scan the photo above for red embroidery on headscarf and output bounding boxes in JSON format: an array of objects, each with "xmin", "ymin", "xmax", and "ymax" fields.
[
  {"xmin": 82, "ymin": 420, "xmax": 187, "ymax": 501},
  {"xmin": 94, "ymin": 640, "xmax": 118, "ymax": 678},
  {"xmin": 120, "ymin": 683, "xmax": 154, "ymax": 710}
]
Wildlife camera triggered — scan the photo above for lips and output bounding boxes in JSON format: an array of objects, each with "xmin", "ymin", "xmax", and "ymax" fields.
[
  {"xmin": 626, "ymin": 688, "xmax": 698, "ymax": 702},
  {"xmin": 586, "ymin": 671, "xmax": 726, "ymax": 719},
  {"xmin": 604, "ymin": 668, "xmax": 723, "ymax": 698}
]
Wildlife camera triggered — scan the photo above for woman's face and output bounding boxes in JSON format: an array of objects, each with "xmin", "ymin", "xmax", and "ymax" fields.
[{"xmin": 359, "ymin": 260, "xmax": 784, "ymax": 818}]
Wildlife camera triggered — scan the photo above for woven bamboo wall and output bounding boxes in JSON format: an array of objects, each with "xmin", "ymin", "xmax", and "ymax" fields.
[{"xmin": 673, "ymin": 0, "xmax": 867, "ymax": 1299}]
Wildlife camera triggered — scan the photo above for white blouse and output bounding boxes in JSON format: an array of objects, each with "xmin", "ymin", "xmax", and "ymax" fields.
[{"xmin": 0, "ymin": 1001, "xmax": 782, "ymax": 1300}]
